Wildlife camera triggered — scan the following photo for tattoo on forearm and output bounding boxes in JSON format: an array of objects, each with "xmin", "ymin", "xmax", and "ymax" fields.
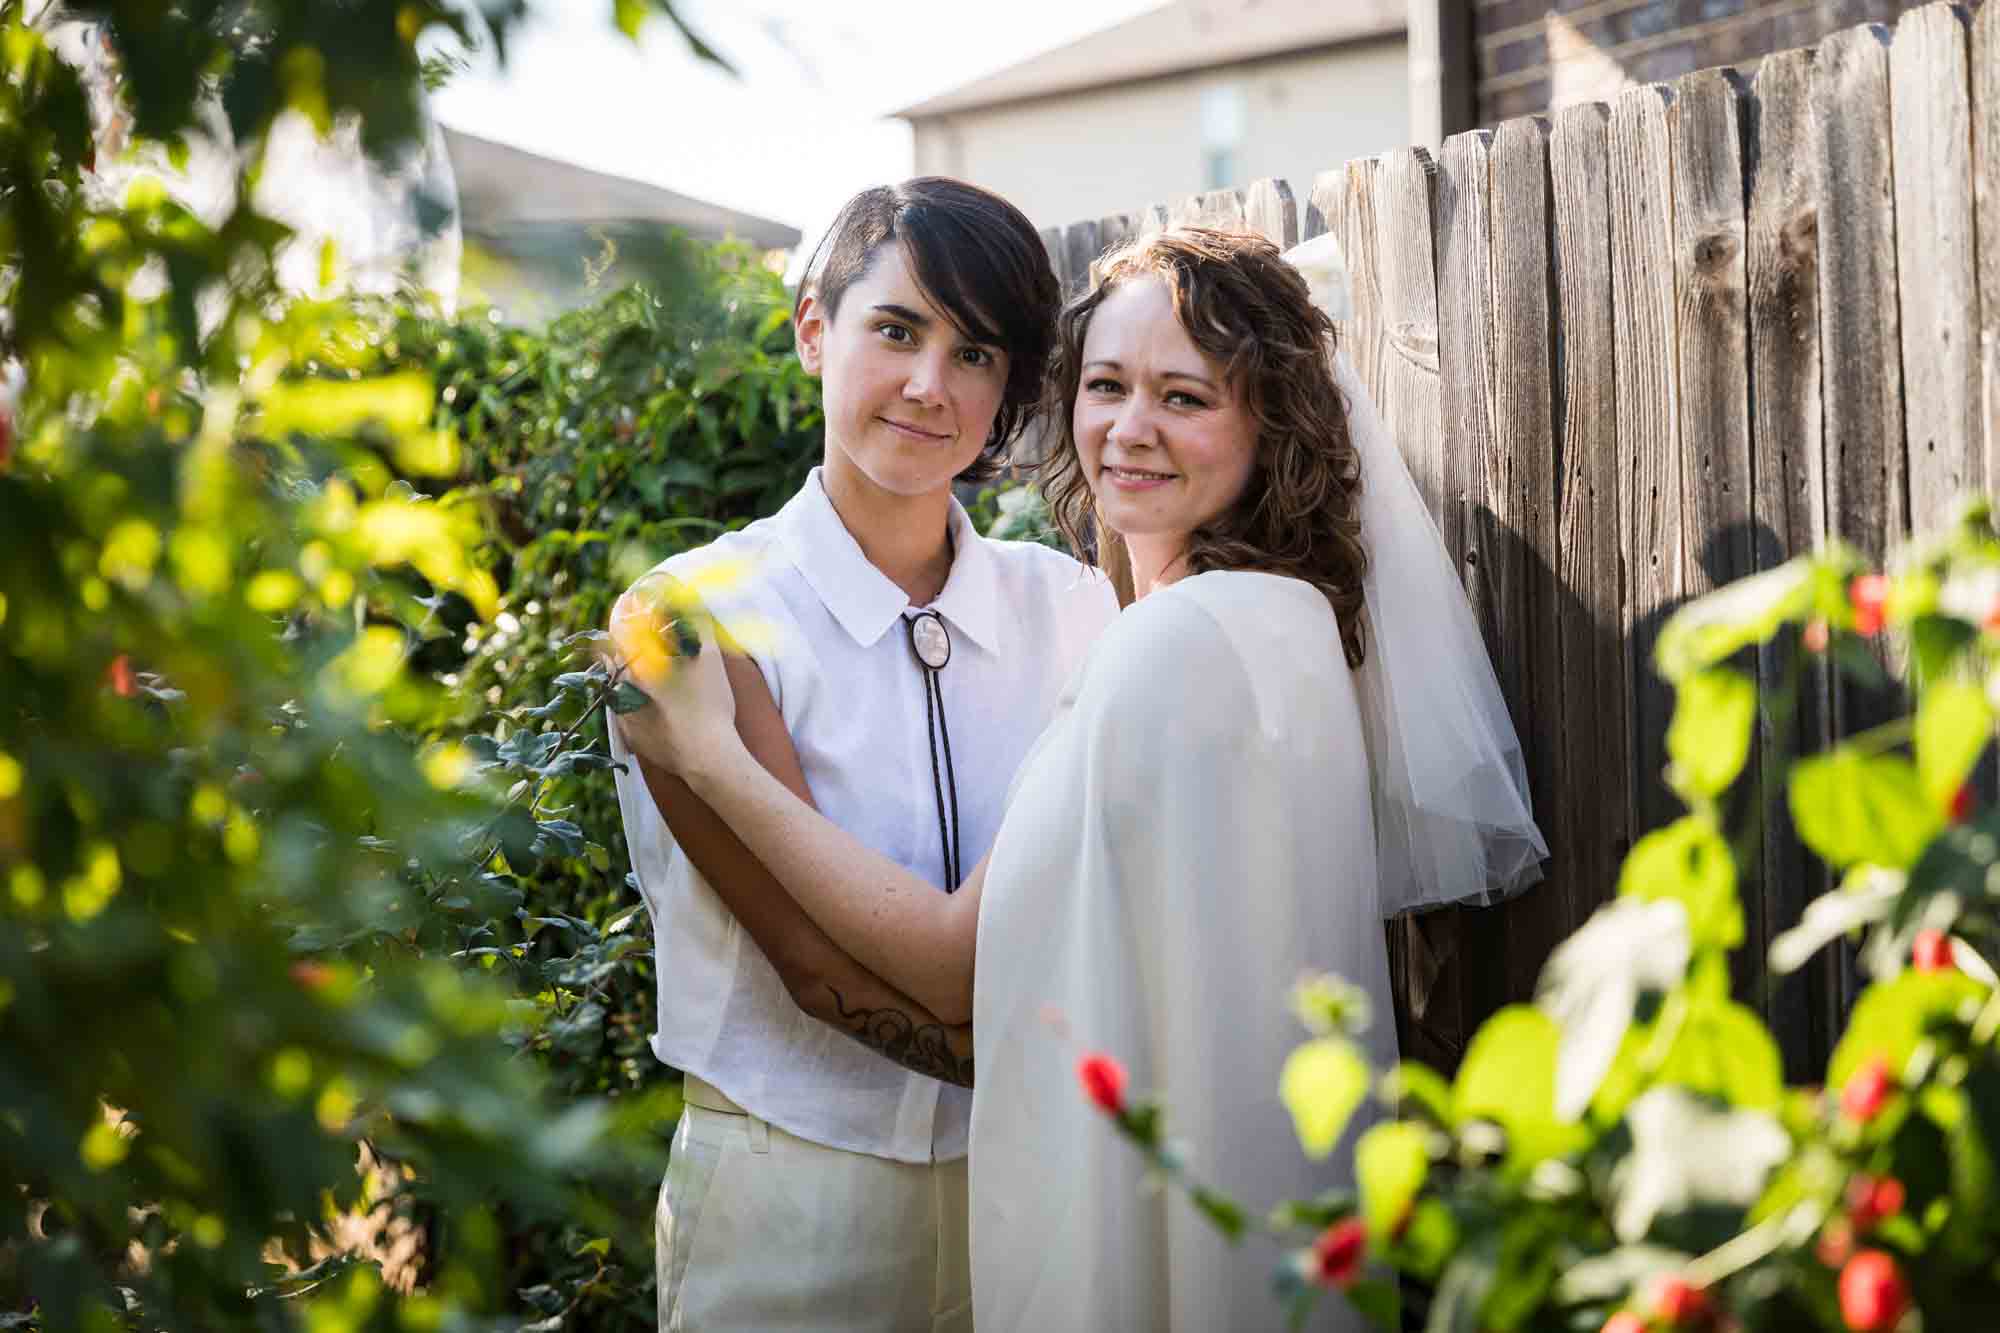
[{"xmin": 825, "ymin": 986, "xmax": 975, "ymax": 1088}]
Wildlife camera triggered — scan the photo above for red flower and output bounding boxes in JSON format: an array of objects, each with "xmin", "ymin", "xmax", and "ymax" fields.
[
  {"xmin": 1838, "ymin": 1250, "xmax": 1909, "ymax": 1331},
  {"xmin": 1803, "ymin": 618, "xmax": 1830, "ymax": 653},
  {"xmin": 104, "ymin": 655, "xmax": 137, "ymax": 698},
  {"xmin": 1949, "ymin": 785, "xmax": 1975, "ymax": 824},
  {"xmin": 1850, "ymin": 575, "xmax": 1891, "ymax": 636},
  {"xmin": 1846, "ymin": 1174, "xmax": 1906, "ymax": 1232},
  {"xmin": 1076, "ymin": 1052, "xmax": 1127, "ymax": 1115},
  {"xmin": 289, "ymin": 960, "xmax": 335, "ymax": 990},
  {"xmin": 1840, "ymin": 1056, "xmax": 1895, "ymax": 1123},
  {"xmin": 1601, "ymin": 1314, "xmax": 1648, "ymax": 1333},
  {"xmin": 1648, "ymin": 1273, "xmax": 1711, "ymax": 1324},
  {"xmin": 1912, "ymin": 929, "xmax": 1956, "ymax": 974},
  {"xmin": 1309, "ymin": 1218, "xmax": 1366, "ymax": 1289}
]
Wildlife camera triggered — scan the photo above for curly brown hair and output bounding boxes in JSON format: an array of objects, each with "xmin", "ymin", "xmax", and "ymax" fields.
[{"xmin": 1039, "ymin": 226, "xmax": 1370, "ymax": 666}]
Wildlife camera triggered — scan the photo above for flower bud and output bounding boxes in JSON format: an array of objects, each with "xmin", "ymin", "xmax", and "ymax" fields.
[
  {"xmin": 1310, "ymin": 1217, "xmax": 1366, "ymax": 1289},
  {"xmin": 1912, "ymin": 929, "xmax": 1956, "ymax": 973},
  {"xmin": 1845, "ymin": 1174, "xmax": 1906, "ymax": 1232},
  {"xmin": 1837, "ymin": 1250, "xmax": 1909, "ymax": 1331},
  {"xmin": 1850, "ymin": 575, "xmax": 1891, "ymax": 637},
  {"xmin": 1840, "ymin": 1056, "xmax": 1894, "ymax": 1123},
  {"xmin": 1076, "ymin": 1052, "xmax": 1127, "ymax": 1115},
  {"xmin": 1648, "ymin": 1273, "xmax": 1711, "ymax": 1325}
]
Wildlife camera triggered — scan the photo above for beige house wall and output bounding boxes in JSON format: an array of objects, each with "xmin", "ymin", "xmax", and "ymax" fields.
[{"xmin": 909, "ymin": 37, "xmax": 1409, "ymax": 231}]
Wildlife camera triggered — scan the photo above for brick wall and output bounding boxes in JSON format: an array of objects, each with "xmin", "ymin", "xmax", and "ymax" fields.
[{"xmin": 1475, "ymin": 0, "xmax": 1939, "ymax": 125}]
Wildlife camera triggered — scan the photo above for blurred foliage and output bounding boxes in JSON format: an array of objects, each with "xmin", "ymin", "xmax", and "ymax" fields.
[
  {"xmin": 0, "ymin": 1, "xmax": 777, "ymax": 1328},
  {"xmin": 1103, "ymin": 502, "xmax": 2000, "ymax": 1332}
]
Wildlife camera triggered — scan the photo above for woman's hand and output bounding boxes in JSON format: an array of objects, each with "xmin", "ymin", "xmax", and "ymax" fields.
[{"xmin": 606, "ymin": 578, "xmax": 741, "ymax": 778}]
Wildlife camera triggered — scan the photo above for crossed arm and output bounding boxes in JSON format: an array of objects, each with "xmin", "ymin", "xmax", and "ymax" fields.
[
  {"xmin": 639, "ymin": 652, "xmax": 975, "ymax": 1086},
  {"xmin": 613, "ymin": 605, "xmax": 987, "ymax": 1027}
]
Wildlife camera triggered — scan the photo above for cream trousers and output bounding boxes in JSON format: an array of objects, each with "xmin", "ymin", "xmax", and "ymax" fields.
[{"xmin": 656, "ymin": 1075, "xmax": 972, "ymax": 1332}]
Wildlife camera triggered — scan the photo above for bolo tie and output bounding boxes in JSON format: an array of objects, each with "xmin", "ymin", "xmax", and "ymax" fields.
[{"xmin": 905, "ymin": 609, "xmax": 962, "ymax": 892}]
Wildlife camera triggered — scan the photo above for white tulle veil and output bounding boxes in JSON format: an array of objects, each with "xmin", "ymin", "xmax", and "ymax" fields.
[{"xmin": 1281, "ymin": 232, "xmax": 1549, "ymax": 916}]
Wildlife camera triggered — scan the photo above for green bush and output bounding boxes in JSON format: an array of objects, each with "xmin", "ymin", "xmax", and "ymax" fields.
[
  {"xmin": 0, "ymin": 4, "xmax": 723, "ymax": 1328},
  {"xmin": 1100, "ymin": 503, "xmax": 2000, "ymax": 1332}
]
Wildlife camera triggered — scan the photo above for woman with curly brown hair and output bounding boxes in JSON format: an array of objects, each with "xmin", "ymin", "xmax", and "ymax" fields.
[{"xmin": 615, "ymin": 226, "xmax": 1544, "ymax": 1329}]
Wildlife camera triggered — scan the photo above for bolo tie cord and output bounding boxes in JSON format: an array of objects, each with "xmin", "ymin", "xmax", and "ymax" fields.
[{"xmin": 907, "ymin": 613, "xmax": 963, "ymax": 892}]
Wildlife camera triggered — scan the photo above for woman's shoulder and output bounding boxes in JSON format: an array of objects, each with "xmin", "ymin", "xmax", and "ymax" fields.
[{"xmin": 1082, "ymin": 579, "xmax": 1247, "ymax": 701}]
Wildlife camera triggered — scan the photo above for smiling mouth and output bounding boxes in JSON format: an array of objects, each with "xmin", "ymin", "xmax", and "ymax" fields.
[
  {"xmin": 880, "ymin": 417, "xmax": 951, "ymax": 441},
  {"xmin": 1104, "ymin": 465, "xmax": 1177, "ymax": 482}
]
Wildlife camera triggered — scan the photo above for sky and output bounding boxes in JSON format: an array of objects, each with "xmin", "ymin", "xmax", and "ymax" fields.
[{"xmin": 427, "ymin": 0, "xmax": 1166, "ymax": 245}]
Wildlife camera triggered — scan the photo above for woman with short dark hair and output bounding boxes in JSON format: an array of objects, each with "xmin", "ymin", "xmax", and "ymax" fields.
[{"xmin": 609, "ymin": 177, "xmax": 1115, "ymax": 1331}]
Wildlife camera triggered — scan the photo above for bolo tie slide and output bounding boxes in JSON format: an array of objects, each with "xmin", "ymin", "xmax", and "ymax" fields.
[{"xmin": 906, "ymin": 610, "xmax": 962, "ymax": 892}]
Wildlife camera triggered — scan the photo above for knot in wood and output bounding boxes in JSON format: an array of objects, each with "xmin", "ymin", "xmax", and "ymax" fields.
[{"xmin": 1692, "ymin": 230, "xmax": 1740, "ymax": 274}]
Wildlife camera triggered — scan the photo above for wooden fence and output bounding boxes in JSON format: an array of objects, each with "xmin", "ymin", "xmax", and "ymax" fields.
[{"xmin": 1042, "ymin": 1, "xmax": 1998, "ymax": 1080}]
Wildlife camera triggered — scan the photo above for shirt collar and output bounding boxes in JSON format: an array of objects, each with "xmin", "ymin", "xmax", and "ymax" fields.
[{"xmin": 776, "ymin": 468, "xmax": 1002, "ymax": 656}]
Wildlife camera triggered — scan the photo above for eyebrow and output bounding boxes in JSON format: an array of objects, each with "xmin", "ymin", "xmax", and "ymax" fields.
[
  {"xmin": 872, "ymin": 302, "xmax": 933, "ymax": 328},
  {"xmin": 1082, "ymin": 359, "xmax": 1219, "ymax": 392},
  {"xmin": 876, "ymin": 302, "xmax": 1005, "ymax": 351}
]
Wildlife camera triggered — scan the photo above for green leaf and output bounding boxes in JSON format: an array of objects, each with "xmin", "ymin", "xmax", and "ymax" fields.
[
  {"xmin": 1617, "ymin": 815, "xmax": 1743, "ymax": 952},
  {"xmin": 1654, "ymin": 557, "xmax": 1821, "ymax": 685},
  {"xmin": 1342, "ymin": 1278, "xmax": 1401, "ymax": 1332},
  {"xmin": 1652, "ymin": 996, "xmax": 1784, "ymax": 1110},
  {"xmin": 259, "ymin": 370, "xmax": 435, "ymax": 439},
  {"xmin": 1455, "ymin": 1006, "xmax": 1591, "ymax": 1167},
  {"xmin": 1279, "ymin": 1037, "xmax": 1372, "ymax": 1160},
  {"xmin": 1910, "ymin": 614, "xmax": 1980, "ymax": 688},
  {"xmin": 1666, "ymin": 667, "xmax": 1758, "ymax": 801},
  {"xmin": 609, "ymin": 682, "xmax": 651, "ymax": 714},
  {"xmin": 1379, "ymin": 1062, "xmax": 1455, "ymax": 1126},
  {"xmin": 1354, "ymin": 1121, "xmax": 1430, "ymax": 1240},
  {"xmin": 1915, "ymin": 679, "xmax": 1992, "ymax": 807},
  {"xmin": 1828, "ymin": 969, "xmax": 1988, "ymax": 1091},
  {"xmin": 1189, "ymin": 1185, "xmax": 1249, "ymax": 1242},
  {"xmin": 1790, "ymin": 749, "xmax": 1942, "ymax": 871},
  {"xmin": 613, "ymin": 0, "xmax": 651, "ymax": 39}
]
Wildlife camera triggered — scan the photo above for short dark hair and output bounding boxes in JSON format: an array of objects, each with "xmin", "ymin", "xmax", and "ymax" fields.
[{"xmin": 798, "ymin": 178, "xmax": 1059, "ymax": 483}]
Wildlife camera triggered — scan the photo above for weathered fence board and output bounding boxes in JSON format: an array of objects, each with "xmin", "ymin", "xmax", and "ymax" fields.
[
  {"xmin": 1341, "ymin": 157, "xmax": 1389, "ymax": 406},
  {"xmin": 1302, "ymin": 168, "xmax": 1345, "ymax": 247},
  {"xmin": 1893, "ymin": 4, "xmax": 1981, "ymax": 529},
  {"xmin": 1376, "ymin": 150, "xmax": 1446, "ymax": 512},
  {"xmin": 1747, "ymin": 47, "xmax": 1835, "ymax": 1080},
  {"xmin": 1609, "ymin": 85, "xmax": 1685, "ymax": 838},
  {"xmin": 1435, "ymin": 131, "xmax": 1514, "ymax": 1032},
  {"xmin": 1815, "ymin": 24, "xmax": 1905, "ymax": 565},
  {"xmin": 1976, "ymin": 3, "xmax": 2000, "ymax": 482},
  {"xmin": 1550, "ymin": 101, "xmax": 1632, "ymax": 940},
  {"xmin": 1039, "ymin": 226, "xmax": 1071, "ymax": 298},
  {"xmin": 1093, "ymin": 212, "xmax": 1135, "ymax": 287},
  {"xmin": 1244, "ymin": 177, "xmax": 1298, "ymax": 249},
  {"xmin": 1172, "ymin": 187, "xmax": 1247, "ymax": 230},
  {"xmin": 1673, "ymin": 68, "xmax": 1764, "ymax": 1000},
  {"xmin": 1061, "ymin": 219, "xmax": 1101, "ymax": 300},
  {"xmin": 1490, "ymin": 114, "xmax": 1573, "ymax": 1001},
  {"xmin": 1671, "ymin": 70, "xmax": 1755, "ymax": 603},
  {"xmin": 1438, "ymin": 131, "xmax": 1497, "ymax": 590}
]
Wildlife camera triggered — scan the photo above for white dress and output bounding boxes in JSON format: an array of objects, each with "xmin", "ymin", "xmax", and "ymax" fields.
[{"xmin": 970, "ymin": 569, "xmax": 1397, "ymax": 1331}]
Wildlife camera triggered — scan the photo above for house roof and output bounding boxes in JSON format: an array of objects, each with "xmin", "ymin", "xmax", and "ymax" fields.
[
  {"xmin": 892, "ymin": 0, "xmax": 1406, "ymax": 120},
  {"xmin": 441, "ymin": 128, "xmax": 801, "ymax": 250}
]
